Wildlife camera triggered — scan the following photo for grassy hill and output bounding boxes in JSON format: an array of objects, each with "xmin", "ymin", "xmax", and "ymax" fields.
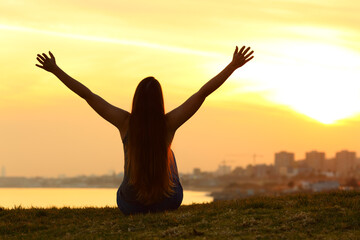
[{"xmin": 1, "ymin": 190, "xmax": 359, "ymax": 239}]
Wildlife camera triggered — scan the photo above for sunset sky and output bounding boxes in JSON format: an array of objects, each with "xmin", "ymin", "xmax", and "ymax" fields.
[{"xmin": 1, "ymin": 0, "xmax": 360, "ymax": 177}]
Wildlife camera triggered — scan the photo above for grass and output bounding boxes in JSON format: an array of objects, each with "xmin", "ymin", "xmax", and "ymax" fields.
[{"xmin": 0, "ymin": 191, "xmax": 360, "ymax": 239}]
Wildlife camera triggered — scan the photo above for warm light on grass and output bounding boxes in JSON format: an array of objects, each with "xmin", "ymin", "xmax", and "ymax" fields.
[{"xmin": 1, "ymin": 191, "xmax": 359, "ymax": 239}]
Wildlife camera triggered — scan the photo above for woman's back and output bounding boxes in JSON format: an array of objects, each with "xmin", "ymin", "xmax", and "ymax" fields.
[
  {"xmin": 117, "ymin": 128, "xmax": 183, "ymax": 215},
  {"xmin": 123, "ymin": 77, "xmax": 178, "ymax": 206}
]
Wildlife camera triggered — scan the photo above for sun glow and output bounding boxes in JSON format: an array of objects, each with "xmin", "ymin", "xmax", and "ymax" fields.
[{"xmin": 231, "ymin": 41, "xmax": 360, "ymax": 124}]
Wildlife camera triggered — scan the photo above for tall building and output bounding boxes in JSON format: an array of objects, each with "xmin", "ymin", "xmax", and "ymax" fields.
[
  {"xmin": 274, "ymin": 151, "xmax": 294, "ymax": 175},
  {"xmin": 335, "ymin": 150, "xmax": 356, "ymax": 175},
  {"xmin": 305, "ymin": 151, "xmax": 325, "ymax": 171}
]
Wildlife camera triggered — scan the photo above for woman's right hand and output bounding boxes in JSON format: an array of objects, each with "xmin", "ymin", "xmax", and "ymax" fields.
[
  {"xmin": 230, "ymin": 46, "xmax": 254, "ymax": 69},
  {"xmin": 36, "ymin": 51, "xmax": 58, "ymax": 72}
]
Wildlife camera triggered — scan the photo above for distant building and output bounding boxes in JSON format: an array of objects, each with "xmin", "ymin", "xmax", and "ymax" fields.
[
  {"xmin": 245, "ymin": 165, "xmax": 254, "ymax": 177},
  {"xmin": 293, "ymin": 159, "xmax": 313, "ymax": 176},
  {"xmin": 1, "ymin": 166, "xmax": 5, "ymax": 177},
  {"xmin": 232, "ymin": 166, "xmax": 245, "ymax": 176},
  {"xmin": 216, "ymin": 163, "xmax": 231, "ymax": 176},
  {"xmin": 192, "ymin": 168, "xmax": 202, "ymax": 179},
  {"xmin": 253, "ymin": 164, "xmax": 273, "ymax": 178},
  {"xmin": 305, "ymin": 151, "xmax": 325, "ymax": 172},
  {"xmin": 274, "ymin": 151, "xmax": 294, "ymax": 176},
  {"xmin": 335, "ymin": 150, "xmax": 356, "ymax": 175},
  {"xmin": 193, "ymin": 168, "xmax": 201, "ymax": 175},
  {"xmin": 294, "ymin": 159, "xmax": 306, "ymax": 168}
]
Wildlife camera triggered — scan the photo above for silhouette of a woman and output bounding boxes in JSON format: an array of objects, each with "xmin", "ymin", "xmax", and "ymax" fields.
[{"xmin": 36, "ymin": 46, "xmax": 254, "ymax": 215}]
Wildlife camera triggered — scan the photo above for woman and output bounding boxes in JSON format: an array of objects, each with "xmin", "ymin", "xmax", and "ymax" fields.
[{"xmin": 35, "ymin": 46, "xmax": 254, "ymax": 215}]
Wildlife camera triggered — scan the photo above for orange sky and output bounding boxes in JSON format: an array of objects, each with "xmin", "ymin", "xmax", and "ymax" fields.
[{"xmin": 1, "ymin": 0, "xmax": 360, "ymax": 177}]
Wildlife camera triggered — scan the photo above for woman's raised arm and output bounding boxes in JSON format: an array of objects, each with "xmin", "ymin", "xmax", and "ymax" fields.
[
  {"xmin": 36, "ymin": 52, "xmax": 129, "ymax": 132},
  {"xmin": 166, "ymin": 46, "xmax": 254, "ymax": 132}
]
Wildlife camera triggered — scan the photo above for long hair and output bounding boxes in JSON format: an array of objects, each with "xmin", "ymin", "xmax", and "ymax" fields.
[{"xmin": 127, "ymin": 77, "xmax": 175, "ymax": 205}]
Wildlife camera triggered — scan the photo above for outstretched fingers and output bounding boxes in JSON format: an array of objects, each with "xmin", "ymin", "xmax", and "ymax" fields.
[
  {"xmin": 232, "ymin": 45, "xmax": 254, "ymax": 67},
  {"xmin": 238, "ymin": 46, "xmax": 245, "ymax": 54},
  {"xmin": 242, "ymin": 47, "xmax": 251, "ymax": 56},
  {"xmin": 245, "ymin": 55, "xmax": 254, "ymax": 63},
  {"xmin": 245, "ymin": 50, "xmax": 254, "ymax": 59},
  {"xmin": 36, "ymin": 57, "xmax": 44, "ymax": 64},
  {"xmin": 36, "ymin": 53, "xmax": 48, "ymax": 69},
  {"xmin": 35, "ymin": 51, "xmax": 57, "ymax": 72},
  {"xmin": 35, "ymin": 64, "xmax": 45, "ymax": 69},
  {"xmin": 49, "ymin": 51, "xmax": 55, "ymax": 59},
  {"xmin": 42, "ymin": 53, "xmax": 49, "ymax": 60},
  {"xmin": 233, "ymin": 46, "xmax": 239, "ymax": 57},
  {"xmin": 37, "ymin": 54, "xmax": 45, "ymax": 61}
]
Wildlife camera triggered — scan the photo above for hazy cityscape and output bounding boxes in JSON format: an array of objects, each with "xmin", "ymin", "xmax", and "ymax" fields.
[{"xmin": 1, "ymin": 149, "xmax": 360, "ymax": 201}]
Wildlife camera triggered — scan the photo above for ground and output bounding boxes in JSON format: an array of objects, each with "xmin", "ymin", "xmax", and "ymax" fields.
[{"xmin": 1, "ymin": 190, "xmax": 359, "ymax": 239}]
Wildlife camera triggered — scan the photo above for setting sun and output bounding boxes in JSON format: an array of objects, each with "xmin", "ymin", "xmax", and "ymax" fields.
[
  {"xmin": 226, "ymin": 40, "xmax": 360, "ymax": 124},
  {"xmin": 268, "ymin": 41, "xmax": 360, "ymax": 124}
]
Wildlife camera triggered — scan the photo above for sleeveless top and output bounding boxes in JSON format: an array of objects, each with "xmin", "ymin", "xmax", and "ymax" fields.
[{"xmin": 119, "ymin": 134, "xmax": 182, "ymax": 204}]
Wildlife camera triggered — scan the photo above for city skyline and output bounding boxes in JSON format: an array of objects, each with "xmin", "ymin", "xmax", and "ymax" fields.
[{"xmin": 1, "ymin": 148, "xmax": 359, "ymax": 177}]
